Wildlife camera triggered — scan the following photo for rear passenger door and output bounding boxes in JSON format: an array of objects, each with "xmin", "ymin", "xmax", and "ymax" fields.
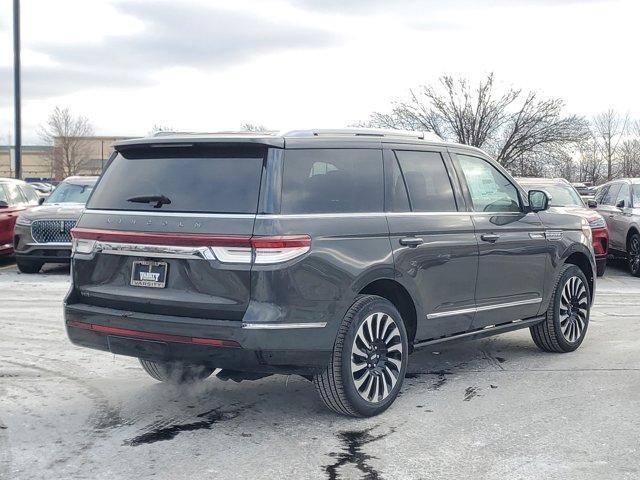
[
  {"xmin": 451, "ymin": 152, "xmax": 547, "ymax": 328},
  {"xmin": 385, "ymin": 147, "xmax": 478, "ymax": 341}
]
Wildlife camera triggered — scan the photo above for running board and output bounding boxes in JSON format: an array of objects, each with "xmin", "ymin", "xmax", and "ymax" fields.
[{"xmin": 412, "ymin": 315, "xmax": 546, "ymax": 350}]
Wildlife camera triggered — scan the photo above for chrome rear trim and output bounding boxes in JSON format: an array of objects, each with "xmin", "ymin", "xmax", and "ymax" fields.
[{"xmin": 95, "ymin": 241, "xmax": 215, "ymax": 260}]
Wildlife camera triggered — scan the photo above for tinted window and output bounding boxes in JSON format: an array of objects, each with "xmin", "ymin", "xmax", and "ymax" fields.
[
  {"xmin": 395, "ymin": 151, "xmax": 457, "ymax": 212},
  {"xmin": 3, "ymin": 183, "xmax": 27, "ymax": 206},
  {"xmin": 457, "ymin": 154, "xmax": 520, "ymax": 212},
  {"xmin": 616, "ymin": 183, "xmax": 631, "ymax": 207},
  {"xmin": 88, "ymin": 146, "xmax": 265, "ymax": 213},
  {"xmin": 47, "ymin": 181, "xmax": 96, "ymax": 204},
  {"xmin": 388, "ymin": 155, "xmax": 410, "ymax": 212},
  {"xmin": 281, "ymin": 149, "xmax": 383, "ymax": 214},
  {"xmin": 601, "ymin": 183, "xmax": 621, "ymax": 205}
]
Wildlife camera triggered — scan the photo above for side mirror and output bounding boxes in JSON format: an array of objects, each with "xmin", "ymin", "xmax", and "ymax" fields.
[
  {"xmin": 616, "ymin": 199, "xmax": 625, "ymax": 209},
  {"xmin": 587, "ymin": 199, "xmax": 597, "ymax": 209},
  {"xmin": 528, "ymin": 190, "xmax": 550, "ymax": 212},
  {"xmin": 38, "ymin": 197, "xmax": 45, "ymax": 205},
  {"xmin": 0, "ymin": 201, "xmax": 8, "ymax": 209}
]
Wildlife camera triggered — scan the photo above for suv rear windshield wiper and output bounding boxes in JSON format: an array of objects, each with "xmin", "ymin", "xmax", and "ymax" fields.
[{"xmin": 126, "ymin": 195, "xmax": 172, "ymax": 209}]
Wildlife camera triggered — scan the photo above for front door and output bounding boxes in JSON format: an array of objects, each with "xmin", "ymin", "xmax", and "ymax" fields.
[
  {"xmin": 596, "ymin": 183, "xmax": 623, "ymax": 250},
  {"xmin": 452, "ymin": 153, "xmax": 547, "ymax": 328}
]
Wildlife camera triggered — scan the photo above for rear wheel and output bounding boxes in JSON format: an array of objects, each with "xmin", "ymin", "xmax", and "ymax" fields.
[
  {"xmin": 627, "ymin": 232, "xmax": 640, "ymax": 277},
  {"xmin": 313, "ymin": 295, "xmax": 408, "ymax": 417},
  {"xmin": 16, "ymin": 259, "xmax": 43, "ymax": 274},
  {"xmin": 139, "ymin": 359, "xmax": 214, "ymax": 384},
  {"xmin": 530, "ymin": 264, "xmax": 590, "ymax": 353}
]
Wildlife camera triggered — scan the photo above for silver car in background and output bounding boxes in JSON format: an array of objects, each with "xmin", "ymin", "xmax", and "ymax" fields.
[
  {"xmin": 13, "ymin": 176, "xmax": 98, "ymax": 273},
  {"xmin": 592, "ymin": 178, "xmax": 640, "ymax": 276}
]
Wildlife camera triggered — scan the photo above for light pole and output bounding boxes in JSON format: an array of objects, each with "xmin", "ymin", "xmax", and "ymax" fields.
[{"xmin": 13, "ymin": 0, "xmax": 22, "ymax": 179}]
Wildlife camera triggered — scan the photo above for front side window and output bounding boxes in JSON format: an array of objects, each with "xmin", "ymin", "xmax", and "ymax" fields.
[
  {"xmin": 47, "ymin": 181, "xmax": 96, "ymax": 204},
  {"xmin": 601, "ymin": 183, "xmax": 621, "ymax": 206},
  {"xmin": 281, "ymin": 149, "xmax": 383, "ymax": 214},
  {"xmin": 616, "ymin": 183, "xmax": 631, "ymax": 208},
  {"xmin": 2, "ymin": 183, "xmax": 27, "ymax": 206},
  {"xmin": 21, "ymin": 185, "xmax": 40, "ymax": 204},
  {"xmin": 394, "ymin": 151, "xmax": 457, "ymax": 212},
  {"xmin": 456, "ymin": 154, "xmax": 520, "ymax": 213}
]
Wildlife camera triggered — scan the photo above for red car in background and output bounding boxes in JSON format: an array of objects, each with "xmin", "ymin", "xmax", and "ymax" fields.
[
  {"xmin": 0, "ymin": 178, "xmax": 41, "ymax": 256},
  {"xmin": 517, "ymin": 177, "xmax": 609, "ymax": 277}
]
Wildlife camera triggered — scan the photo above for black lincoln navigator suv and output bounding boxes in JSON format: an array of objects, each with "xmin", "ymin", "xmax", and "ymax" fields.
[{"xmin": 65, "ymin": 129, "xmax": 596, "ymax": 417}]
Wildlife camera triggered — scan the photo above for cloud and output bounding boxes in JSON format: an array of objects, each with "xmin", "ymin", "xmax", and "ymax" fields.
[{"xmin": 17, "ymin": 1, "xmax": 338, "ymax": 99}]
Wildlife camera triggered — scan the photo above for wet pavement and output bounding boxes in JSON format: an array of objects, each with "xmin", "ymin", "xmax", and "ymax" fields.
[{"xmin": 1, "ymin": 259, "xmax": 639, "ymax": 480}]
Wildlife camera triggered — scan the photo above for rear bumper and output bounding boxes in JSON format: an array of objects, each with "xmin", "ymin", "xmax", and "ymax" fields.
[{"xmin": 64, "ymin": 302, "xmax": 334, "ymax": 375}]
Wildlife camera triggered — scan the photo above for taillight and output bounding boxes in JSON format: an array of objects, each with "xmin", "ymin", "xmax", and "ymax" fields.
[
  {"xmin": 71, "ymin": 228, "xmax": 311, "ymax": 265},
  {"xmin": 212, "ymin": 235, "xmax": 311, "ymax": 264},
  {"xmin": 252, "ymin": 235, "xmax": 311, "ymax": 264}
]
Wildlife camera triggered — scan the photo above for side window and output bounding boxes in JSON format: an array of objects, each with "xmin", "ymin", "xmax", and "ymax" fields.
[
  {"xmin": 616, "ymin": 183, "xmax": 631, "ymax": 208},
  {"xmin": 601, "ymin": 183, "xmax": 621, "ymax": 206},
  {"xmin": 388, "ymin": 154, "xmax": 410, "ymax": 212},
  {"xmin": 21, "ymin": 185, "xmax": 40, "ymax": 204},
  {"xmin": 0, "ymin": 185, "xmax": 8, "ymax": 204},
  {"xmin": 281, "ymin": 149, "xmax": 383, "ymax": 214},
  {"xmin": 456, "ymin": 154, "xmax": 521, "ymax": 213},
  {"xmin": 3, "ymin": 183, "xmax": 27, "ymax": 206},
  {"xmin": 394, "ymin": 151, "xmax": 457, "ymax": 212},
  {"xmin": 594, "ymin": 185, "xmax": 609, "ymax": 204}
]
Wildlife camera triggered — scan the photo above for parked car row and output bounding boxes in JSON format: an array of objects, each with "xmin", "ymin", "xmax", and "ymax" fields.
[{"xmin": 0, "ymin": 176, "xmax": 97, "ymax": 272}]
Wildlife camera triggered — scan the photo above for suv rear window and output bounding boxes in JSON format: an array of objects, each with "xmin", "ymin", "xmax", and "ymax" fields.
[
  {"xmin": 87, "ymin": 145, "xmax": 265, "ymax": 213},
  {"xmin": 281, "ymin": 149, "xmax": 383, "ymax": 214}
]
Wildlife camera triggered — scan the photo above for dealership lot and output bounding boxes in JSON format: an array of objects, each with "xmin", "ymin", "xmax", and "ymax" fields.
[{"xmin": 1, "ymin": 259, "xmax": 639, "ymax": 480}]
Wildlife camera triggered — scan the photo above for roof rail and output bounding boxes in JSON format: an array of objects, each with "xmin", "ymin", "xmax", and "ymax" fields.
[{"xmin": 281, "ymin": 128, "xmax": 442, "ymax": 141}]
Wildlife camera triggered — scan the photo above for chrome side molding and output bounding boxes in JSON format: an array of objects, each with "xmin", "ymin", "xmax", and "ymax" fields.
[{"xmin": 427, "ymin": 297, "xmax": 542, "ymax": 320}]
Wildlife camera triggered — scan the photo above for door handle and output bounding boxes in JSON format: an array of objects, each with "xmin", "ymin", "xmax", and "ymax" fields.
[
  {"xmin": 480, "ymin": 233, "xmax": 500, "ymax": 243},
  {"xmin": 399, "ymin": 237, "xmax": 423, "ymax": 247}
]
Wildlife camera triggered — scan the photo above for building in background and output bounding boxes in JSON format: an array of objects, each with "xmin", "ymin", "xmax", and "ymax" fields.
[
  {"xmin": 0, "ymin": 145, "xmax": 53, "ymax": 180},
  {"xmin": 0, "ymin": 135, "xmax": 135, "ymax": 181}
]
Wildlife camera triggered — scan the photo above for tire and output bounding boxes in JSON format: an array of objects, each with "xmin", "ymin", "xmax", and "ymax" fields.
[
  {"xmin": 16, "ymin": 259, "xmax": 43, "ymax": 274},
  {"xmin": 627, "ymin": 232, "xmax": 640, "ymax": 277},
  {"xmin": 530, "ymin": 264, "xmax": 590, "ymax": 353},
  {"xmin": 139, "ymin": 358, "xmax": 214, "ymax": 384},
  {"xmin": 596, "ymin": 259, "xmax": 607, "ymax": 277},
  {"xmin": 313, "ymin": 295, "xmax": 408, "ymax": 417}
]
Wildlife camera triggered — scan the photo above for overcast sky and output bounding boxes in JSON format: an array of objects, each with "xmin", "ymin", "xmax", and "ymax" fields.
[{"xmin": 0, "ymin": 0, "xmax": 638, "ymax": 143}]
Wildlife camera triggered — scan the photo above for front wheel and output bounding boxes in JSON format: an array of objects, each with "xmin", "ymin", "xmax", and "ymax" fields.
[
  {"xmin": 313, "ymin": 295, "xmax": 408, "ymax": 417},
  {"xmin": 16, "ymin": 259, "xmax": 43, "ymax": 274},
  {"xmin": 139, "ymin": 359, "xmax": 214, "ymax": 384},
  {"xmin": 628, "ymin": 232, "xmax": 640, "ymax": 277},
  {"xmin": 530, "ymin": 264, "xmax": 590, "ymax": 353}
]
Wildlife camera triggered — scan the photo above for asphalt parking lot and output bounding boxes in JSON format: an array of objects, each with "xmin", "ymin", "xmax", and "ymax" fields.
[{"xmin": 1, "ymin": 258, "xmax": 639, "ymax": 480}]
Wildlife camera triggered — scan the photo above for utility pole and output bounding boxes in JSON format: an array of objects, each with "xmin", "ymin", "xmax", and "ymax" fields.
[{"xmin": 13, "ymin": 0, "xmax": 22, "ymax": 179}]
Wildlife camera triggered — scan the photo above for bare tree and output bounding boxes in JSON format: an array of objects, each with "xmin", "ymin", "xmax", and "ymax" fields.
[
  {"xmin": 148, "ymin": 124, "xmax": 175, "ymax": 135},
  {"xmin": 591, "ymin": 109, "xmax": 629, "ymax": 180},
  {"xmin": 241, "ymin": 123, "xmax": 269, "ymax": 132},
  {"xmin": 363, "ymin": 73, "xmax": 588, "ymax": 172},
  {"xmin": 39, "ymin": 107, "xmax": 94, "ymax": 178},
  {"xmin": 576, "ymin": 139, "xmax": 605, "ymax": 184}
]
